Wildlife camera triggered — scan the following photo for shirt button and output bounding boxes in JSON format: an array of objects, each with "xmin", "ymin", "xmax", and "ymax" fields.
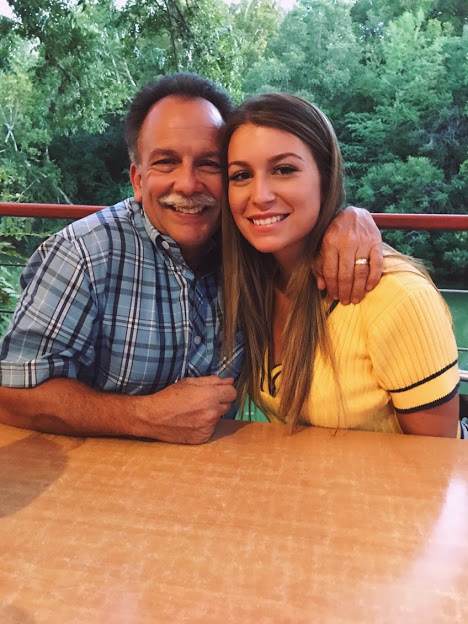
[
  {"xmin": 193, "ymin": 335, "xmax": 202, "ymax": 346},
  {"xmin": 161, "ymin": 240, "xmax": 170, "ymax": 250}
]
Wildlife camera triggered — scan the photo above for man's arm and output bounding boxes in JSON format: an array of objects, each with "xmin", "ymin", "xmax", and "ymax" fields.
[
  {"xmin": 0, "ymin": 375, "xmax": 236, "ymax": 444},
  {"xmin": 317, "ymin": 207, "xmax": 383, "ymax": 304}
]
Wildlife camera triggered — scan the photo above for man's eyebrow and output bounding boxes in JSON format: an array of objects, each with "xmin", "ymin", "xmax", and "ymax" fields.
[
  {"xmin": 228, "ymin": 152, "xmax": 305, "ymax": 167},
  {"xmin": 196, "ymin": 151, "xmax": 222, "ymax": 160},
  {"xmin": 148, "ymin": 148, "xmax": 179, "ymax": 160},
  {"xmin": 147, "ymin": 149, "xmax": 221, "ymax": 161}
]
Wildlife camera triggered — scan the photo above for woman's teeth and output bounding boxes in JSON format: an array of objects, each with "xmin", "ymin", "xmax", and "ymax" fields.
[{"xmin": 251, "ymin": 215, "xmax": 286, "ymax": 226}]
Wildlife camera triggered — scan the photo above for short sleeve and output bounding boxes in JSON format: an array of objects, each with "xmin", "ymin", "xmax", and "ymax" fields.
[
  {"xmin": 368, "ymin": 278, "xmax": 459, "ymax": 413},
  {"xmin": 0, "ymin": 234, "xmax": 99, "ymax": 387}
]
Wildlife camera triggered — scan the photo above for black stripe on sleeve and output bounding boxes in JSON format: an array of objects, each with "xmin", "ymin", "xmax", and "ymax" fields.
[
  {"xmin": 394, "ymin": 384, "xmax": 459, "ymax": 414},
  {"xmin": 388, "ymin": 360, "xmax": 458, "ymax": 393}
]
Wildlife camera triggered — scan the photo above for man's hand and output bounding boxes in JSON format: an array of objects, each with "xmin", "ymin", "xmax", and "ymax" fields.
[
  {"xmin": 0, "ymin": 376, "xmax": 236, "ymax": 446},
  {"xmin": 316, "ymin": 207, "xmax": 383, "ymax": 304},
  {"xmin": 135, "ymin": 376, "xmax": 237, "ymax": 444}
]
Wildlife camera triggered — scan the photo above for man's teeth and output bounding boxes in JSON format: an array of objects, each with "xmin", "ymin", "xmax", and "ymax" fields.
[
  {"xmin": 172, "ymin": 206, "xmax": 204, "ymax": 214},
  {"xmin": 251, "ymin": 215, "xmax": 285, "ymax": 226}
]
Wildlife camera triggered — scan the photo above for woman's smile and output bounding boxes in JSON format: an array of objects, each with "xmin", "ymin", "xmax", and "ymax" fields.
[{"xmin": 248, "ymin": 213, "xmax": 289, "ymax": 227}]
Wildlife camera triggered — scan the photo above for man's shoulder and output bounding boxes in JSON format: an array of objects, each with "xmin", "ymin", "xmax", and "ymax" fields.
[
  {"xmin": 21, "ymin": 199, "xmax": 149, "ymax": 295},
  {"xmin": 60, "ymin": 198, "xmax": 139, "ymax": 244},
  {"xmin": 25, "ymin": 198, "xmax": 146, "ymax": 281}
]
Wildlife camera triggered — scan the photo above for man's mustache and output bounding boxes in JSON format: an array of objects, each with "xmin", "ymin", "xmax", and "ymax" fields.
[{"xmin": 159, "ymin": 192, "xmax": 218, "ymax": 210}]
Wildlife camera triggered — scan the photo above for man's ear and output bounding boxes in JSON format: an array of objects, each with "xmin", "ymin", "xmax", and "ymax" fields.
[{"xmin": 130, "ymin": 162, "xmax": 143, "ymax": 203}]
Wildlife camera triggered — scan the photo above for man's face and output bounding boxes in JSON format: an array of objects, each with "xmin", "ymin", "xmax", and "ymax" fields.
[{"xmin": 130, "ymin": 96, "xmax": 224, "ymax": 265}]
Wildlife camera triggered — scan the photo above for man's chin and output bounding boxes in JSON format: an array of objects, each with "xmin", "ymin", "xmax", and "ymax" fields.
[{"xmin": 168, "ymin": 221, "xmax": 218, "ymax": 247}]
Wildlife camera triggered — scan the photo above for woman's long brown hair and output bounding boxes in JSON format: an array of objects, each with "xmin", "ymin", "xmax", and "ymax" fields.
[{"xmin": 221, "ymin": 94, "xmax": 345, "ymax": 431}]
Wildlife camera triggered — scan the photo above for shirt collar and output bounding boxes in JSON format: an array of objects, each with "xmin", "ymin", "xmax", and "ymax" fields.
[{"xmin": 130, "ymin": 198, "xmax": 220, "ymax": 274}]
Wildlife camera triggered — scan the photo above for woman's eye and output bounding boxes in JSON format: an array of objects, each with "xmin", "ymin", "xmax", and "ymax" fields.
[
  {"xmin": 228, "ymin": 170, "xmax": 250, "ymax": 182},
  {"xmin": 274, "ymin": 165, "xmax": 297, "ymax": 175}
]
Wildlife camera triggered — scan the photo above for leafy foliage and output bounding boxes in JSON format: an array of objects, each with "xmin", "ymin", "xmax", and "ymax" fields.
[
  {"xmin": 245, "ymin": 1, "xmax": 467, "ymax": 284},
  {"xmin": 0, "ymin": 0, "xmax": 466, "ymax": 318}
]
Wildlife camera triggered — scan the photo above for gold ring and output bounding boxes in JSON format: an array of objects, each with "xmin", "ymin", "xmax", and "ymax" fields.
[{"xmin": 354, "ymin": 258, "xmax": 369, "ymax": 266}]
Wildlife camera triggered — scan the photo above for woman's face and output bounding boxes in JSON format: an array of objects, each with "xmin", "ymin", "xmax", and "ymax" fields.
[{"xmin": 227, "ymin": 123, "xmax": 321, "ymax": 269}]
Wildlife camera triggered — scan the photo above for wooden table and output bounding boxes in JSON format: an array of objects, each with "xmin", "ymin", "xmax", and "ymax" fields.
[{"xmin": 1, "ymin": 421, "xmax": 467, "ymax": 624}]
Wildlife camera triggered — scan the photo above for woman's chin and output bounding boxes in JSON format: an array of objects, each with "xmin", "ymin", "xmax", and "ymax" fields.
[{"xmin": 247, "ymin": 240, "xmax": 282, "ymax": 255}]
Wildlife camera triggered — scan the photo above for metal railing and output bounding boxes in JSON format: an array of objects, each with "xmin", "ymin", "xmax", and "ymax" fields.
[
  {"xmin": 0, "ymin": 202, "xmax": 467, "ymax": 382},
  {"xmin": 1, "ymin": 202, "xmax": 468, "ymax": 230}
]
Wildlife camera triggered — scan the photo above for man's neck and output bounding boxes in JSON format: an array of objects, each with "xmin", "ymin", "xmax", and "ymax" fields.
[{"xmin": 182, "ymin": 243, "xmax": 220, "ymax": 275}]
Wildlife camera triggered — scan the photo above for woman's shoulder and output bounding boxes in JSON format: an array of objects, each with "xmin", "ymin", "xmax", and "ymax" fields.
[
  {"xmin": 360, "ymin": 255, "xmax": 447, "ymax": 324},
  {"xmin": 371, "ymin": 256, "xmax": 435, "ymax": 298}
]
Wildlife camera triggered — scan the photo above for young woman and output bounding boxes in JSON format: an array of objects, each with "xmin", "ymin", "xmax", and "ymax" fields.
[{"xmin": 222, "ymin": 93, "xmax": 460, "ymax": 437}]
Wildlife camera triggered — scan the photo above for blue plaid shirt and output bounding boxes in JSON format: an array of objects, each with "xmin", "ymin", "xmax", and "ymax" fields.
[{"xmin": 0, "ymin": 198, "xmax": 242, "ymax": 393}]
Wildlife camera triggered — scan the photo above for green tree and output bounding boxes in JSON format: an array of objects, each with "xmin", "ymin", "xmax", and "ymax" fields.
[
  {"xmin": 344, "ymin": 11, "xmax": 454, "ymax": 168},
  {"xmin": 244, "ymin": 0, "xmax": 362, "ymax": 117},
  {"xmin": 0, "ymin": 0, "xmax": 466, "ymax": 288}
]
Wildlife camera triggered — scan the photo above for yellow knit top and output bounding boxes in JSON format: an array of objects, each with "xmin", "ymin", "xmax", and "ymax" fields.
[{"xmin": 258, "ymin": 259, "xmax": 459, "ymax": 433}]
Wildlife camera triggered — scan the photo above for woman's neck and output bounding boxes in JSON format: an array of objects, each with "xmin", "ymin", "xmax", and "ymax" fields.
[
  {"xmin": 273, "ymin": 240, "xmax": 306, "ymax": 289},
  {"xmin": 273, "ymin": 253, "xmax": 295, "ymax": 291}
]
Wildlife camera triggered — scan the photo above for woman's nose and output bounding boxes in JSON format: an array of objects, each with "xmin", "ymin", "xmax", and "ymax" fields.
[{"xmin": 251, "ymin": 176, "xmax": 275, "ymax": 207}]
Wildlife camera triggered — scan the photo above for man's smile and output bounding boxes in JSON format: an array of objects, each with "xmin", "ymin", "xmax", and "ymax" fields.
[
  {"xmin": 158, "ymin": 191, "xmax": 217, "ymax": 216},
  {"xmin": 165, "ymin": 204, "xmax": 205, "ymax": 215}
]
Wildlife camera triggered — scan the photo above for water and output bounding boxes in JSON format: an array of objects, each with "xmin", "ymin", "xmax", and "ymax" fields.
[{"xmin": 441, "ymin": 291, "xmax": 468, "ymax": 394}]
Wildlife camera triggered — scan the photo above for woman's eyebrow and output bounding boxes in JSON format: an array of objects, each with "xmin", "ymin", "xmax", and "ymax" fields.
[
  {"xmin": 269, "ymin": 152, "xmax": 304, "ymax": 163},
  {"xmin": 228, "ymin": 152, "xmax": 304, "ymax": 168},
  {"xmin": 227, "ymin": 159, "xmax": 249, "ymax": 168}
]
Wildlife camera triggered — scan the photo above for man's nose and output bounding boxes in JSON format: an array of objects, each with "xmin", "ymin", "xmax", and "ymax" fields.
[
  {"xmin": 172, "ymin": 164, "xmax": 202, "ymax": 196},
  {"xmin": 252, "ymin": 175, "xmax": 275, "ymax": 208}
]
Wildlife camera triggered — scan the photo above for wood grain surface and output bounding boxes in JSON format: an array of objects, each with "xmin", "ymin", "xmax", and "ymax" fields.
[{"xmin": 0, "ymin": 421, "xmax": 467, "ymax": 624}]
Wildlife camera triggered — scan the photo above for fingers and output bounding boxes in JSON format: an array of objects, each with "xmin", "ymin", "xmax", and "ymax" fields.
[
  {"xmin": 338, "ymin": 244, "xmax": 383, "ymax": 304},
  {"xmin": 178, "ymin": 376, "xmax": 237, "ymax": 410},
  {"xmin": 348, "ymin": 244, "xmax": 383, "ymax": 302},
  {"xmin": 319, "ymin": 206, "xmax": 384, "ymax": 304},
  {"xmin": 312, "ymin": 256, "xmax": 326, "ymax": 291},
  {"xmin": 214, "ymin": 376, "xmax": 235, "ymax": 385},
  {"xmin": 316, "ymin": 274, "xmax": 326, "ymax": 291},
  {"xmin": 216, "ymin": 383, "xmax": 237, "ymax": 405},
  {"xmin": 349, "ymin": 249, "xmax": 370, "ymax": 304},
  {"xmin": 183, "ymin": 375, "xmax": 234, "ymax": 386},
  {"xmin": 336, "ymin": 246, "xmax": 356, "ymax": 305},
  {"xmin": 366, "ymin": 244, "xmax": 383, "ymax": 292},
  {"xmin": 320, "ymin": 247, "xmax": 339, "ymax": 300}
]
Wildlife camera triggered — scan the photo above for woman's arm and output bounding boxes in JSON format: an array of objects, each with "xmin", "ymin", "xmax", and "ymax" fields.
[
  {"xmin": 366, "ymin": 270, "xmax": 460, "ymax": 438},
  {"xmin": 397, "ymin": 395, "xmax": 459, "ymax": 438}
]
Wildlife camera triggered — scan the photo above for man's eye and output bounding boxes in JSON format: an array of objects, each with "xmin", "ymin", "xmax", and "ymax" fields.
[
  {"xmin": 199, "ymin": 160, "xmax": 221, "ymax": 172},
  {"xmin": 274, "ymin": 165, "xmax": 297, "ymax": 175},
  {"xmin": 228, "ymin": 170, "xmax": 250, "ymax": 183},
  {"xmin": 152, "ymin": 159, "xmax": 177, "ymax": 169}
]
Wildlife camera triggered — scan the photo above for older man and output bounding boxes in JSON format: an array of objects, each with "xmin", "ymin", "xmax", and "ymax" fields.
[{"xmin": 0, "ymin": 74, "xmax": 382, "ymax": 443}]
